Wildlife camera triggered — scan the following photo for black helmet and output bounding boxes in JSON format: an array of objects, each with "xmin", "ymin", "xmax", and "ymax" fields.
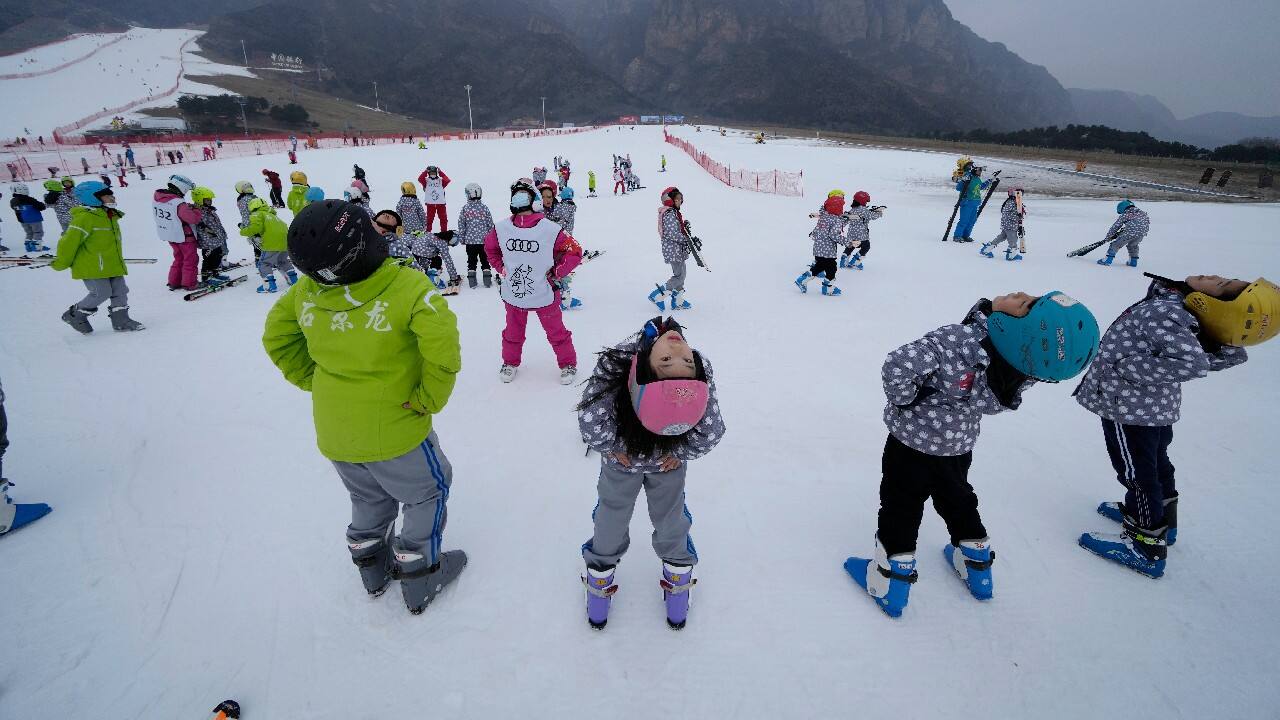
[
  {"xmin": 288, "ymin": 200, "xmax": 388, "ymax": 285},
  {"xmin": 510, "ymin": 179, "xmax": 537, "ymax": 215}
]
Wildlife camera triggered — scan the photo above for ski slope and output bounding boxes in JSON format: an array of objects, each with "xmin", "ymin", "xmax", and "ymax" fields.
[
  {"xmin": 1, "ymin": 126, "xmax": 1278, "ymax": 718},
  {"xmin": 0, "ymin": 28, "xmax": 250, "ymax": 139}
]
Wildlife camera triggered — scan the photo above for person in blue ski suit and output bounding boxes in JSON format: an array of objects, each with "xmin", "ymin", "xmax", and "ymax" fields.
[{"xmin": 953, "ymin": 164, "xmax": 991, "ymax": 242}]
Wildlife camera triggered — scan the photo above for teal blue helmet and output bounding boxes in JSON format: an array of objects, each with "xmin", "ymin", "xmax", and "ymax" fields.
[
  {"xmin": 560, "ymin": 185, "xmax": 575, "ymax": 201},
  {"xmin": 1116, "ymin": 199, "xmax": 1134, "ymax": 214},
  {"xmin": 73, "ymin": 180, "xmax": 110, "ymax": 207},
  {"xmin": 304, "ymin": 186, "xmax": 325, "ymax": 203},
  {"xmin": 987, "ymin": 291, "xmax": 1100, "ymax": 382}
]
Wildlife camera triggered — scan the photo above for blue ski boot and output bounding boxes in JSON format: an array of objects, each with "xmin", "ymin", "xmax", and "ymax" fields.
[
  {"xmin": 838, "ymin": 254, "xmax": 849, "ymax": 269},
  {"xmin": 1126, "ymin": 257, "xmax": 1139, "ymax": 267},
  {"xmin": 425, "ymin": 268, "xmax": 447, "ymax": 290},
  {"xmin": 256, "ymin": 275, "xmax": 278, "ymax": 294},
  {"xmin": 1097, "ymin": 253, "xmax": 1115, "ymax": 266},
  {"xmin": 1097, "ymin": 498, "xmax": 1177, "ymax": 545},
  {"xmin": 844, "ymin": 536, "xmax": 917, "ymax": 618},
  {"xmin": 1004, "ymin": 249, "xmax": 1023, "ymax": 262},
  {"xmin": 648, "ymin": 284, "xmax": 667, "ymax": 311},
  {"xmin": 821, "ymin": 280, "xmax": 842, "ymax": 297},
  {"xmin": 979, "ymin": 242, "xmax": 994, "ymax": 258},
  {"xmin": 286, "ymin": 269, "xmax": 298, "ymax": 285},
  {"xmin": 670, "ymin": 290, "xmax": 692, "ymax": 310},
  {"xmin": 794, "ymin": 271, "xmax": 813, "ymax": 293},
  {"xmin": 1079, "ymin": 520, "xmax": 1167, "ymax": 579},
  {"xmin": 943, "ymin": 538, "xmax": 995, "ymax": 600},
  {"xmin": 847, "ymin": 252, "xmax": 864, "ymax": 270},
  {"xmin": 1, "ymin": 480, "xmax": 52, "ymax": 536}
]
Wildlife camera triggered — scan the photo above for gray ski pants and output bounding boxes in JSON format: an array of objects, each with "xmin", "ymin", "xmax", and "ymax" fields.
[
  {"xmin": 22, "ymin": 222, "xmax": 43, "ymax": 244},
  {"xmin": 77, "ymin": 276, "xmax": 128, "ymax": 311},
  {"xmin": 259, "ymin": 250, "xmax": 294, "ymax": 280},
  {"xmin": 992, "ymin": 227, "xmax": 1018, "ymax": 251},
  {"xmin": 664, "ymin": 260, "xmax": 687, "ymax": 292},
  {"xmin": 582, "ymin": 461, "xmax": 697, "ymax": 569},
  {"xmin": 1107, "ymin": 235, "xmax": 1142, "ymax": 259},
  {"xmin": 331, "ymin": 431, "xmax": 453, "ymax": 563}
]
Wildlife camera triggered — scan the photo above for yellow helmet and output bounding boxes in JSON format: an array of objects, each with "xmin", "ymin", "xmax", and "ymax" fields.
[
  {"xmin": 401, "ymin": 181, "xmax": 417, "ymax": 196},
  {"xmin": 290, "ymin": 171, "xmax": 308, "ymax": 185},
  {"xmin": 1184, "ymin": 277, "xmax": 1280, "ymax": 347},
  {"xmin": 827, "ymin": 189, "xmax": 845, "ymax": 198}
]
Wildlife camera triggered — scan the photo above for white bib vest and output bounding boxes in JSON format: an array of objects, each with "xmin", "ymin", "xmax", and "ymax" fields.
[
  {"xmin": 153, "ymin": 196, "xmax": 187, "ymax": 244},
  {"xmin": 496, "ymin": 216, "xmax": 559, "ymax": 309},
  {"xmin": 424, "ymin": 177, "xmax": 446, "ymax": 205}
]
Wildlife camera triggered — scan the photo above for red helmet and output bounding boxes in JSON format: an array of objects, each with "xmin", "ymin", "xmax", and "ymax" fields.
[
  {"xmin": 661, "ymin": 186, "xmax": 681, "ymax": 207},
  {"xmin": 853, "ymin": 190, "xmax": 870, "ymax": 206},
  {"xmin": 538, "ymin": 180, "xmax": 559, "ymax": 196}
]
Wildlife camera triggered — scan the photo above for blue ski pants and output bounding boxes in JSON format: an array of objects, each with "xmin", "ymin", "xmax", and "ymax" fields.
[{"xmin": 954, "ymin": 200, "xmax": 980, "ymax": 239}]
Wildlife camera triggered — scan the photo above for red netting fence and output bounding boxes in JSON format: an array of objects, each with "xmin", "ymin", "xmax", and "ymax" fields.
[{"xmin": 663, "ymin": 130, "xmax": 804, "ymax": 196}]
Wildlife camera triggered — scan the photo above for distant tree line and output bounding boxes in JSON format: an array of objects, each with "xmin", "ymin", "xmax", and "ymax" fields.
[
  {"xmin": 923, "ymin": 124, "xmax": 1280, "ymax": 165},
  {"xmin": 177, "ymin": 94, "xmax": 312, "ymax": 129}
]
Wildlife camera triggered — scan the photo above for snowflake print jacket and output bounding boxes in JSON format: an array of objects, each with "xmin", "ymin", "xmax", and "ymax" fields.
[
  {"xmin": 546, "ymin": 199, "xmax": 576, "ymax": 234},
  {"xmin": 262, "ymin": 258, "xmax": 461, "ymax": 463},
  {"xmin": 456, "ymin": 199, "xmax": 495, "ymax": 245},
  {"xmin": 1074, "ymin": 281, "xmax": 1246, "ymax": 426},
  {"xmin": 410, "ymin": 231, "xmax": 459, "ymax": 280},
  {"xmin": 578, "ymin": 338, "xmax": 726, "ymax": 473},
  {"xmin": 882, "ymin": 300, "xmax": 1037, "ymax": 457},
  {"xmin": 999, "ymin": 196, "xmax": 1022, "ymax": 233},
  {"xmin": 810, "ymin": 209, "xmax": 848, "ymax": 258},
  {"xmin": 396, "ymin": 195, "xmax": 428, "ymax": 234},
  {"xmin": 194, "ymin": 205, "xmax": 229, "ymax": 251},
  {"xmin": 844, "ymin": 205, "xmax": 882, "ymax": 245},
  {"xmin": 659, "ymin": 207, "xmax": 689, "ymax": 263},
  {"xmin": 1104, "ymin": 206, "xmax": 1150, "ymax": 246},
  {"xmin": 54, "ymin": 191, "xmax": 81, "ymax": 232}
]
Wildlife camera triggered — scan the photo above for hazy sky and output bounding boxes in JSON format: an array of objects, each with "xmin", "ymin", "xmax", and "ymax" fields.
[{"xmin": 945, "ymin": 0, "xmax": 1280, "ymax": 118}]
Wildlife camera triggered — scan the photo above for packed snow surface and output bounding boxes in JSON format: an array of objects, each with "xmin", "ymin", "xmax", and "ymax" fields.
[
  {"xmin": 0, "ymin": 28, "xmax": 250, "ymax": 139},
  {"xmin": 1, "ymin": 126, "xmax": 1278, "ymax": 718}
]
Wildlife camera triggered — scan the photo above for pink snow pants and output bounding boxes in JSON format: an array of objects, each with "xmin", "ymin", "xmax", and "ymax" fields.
[
  {"xmin": 168, "ymin": 241, "xmax": 199, "ymax": 289},
  {"xmin": 501, "ymin": 298, "xmax": 576, "ymax": 368},
  {"xmin": 426, "ymin": 204, "xmax": 448, "ymax": 232}
]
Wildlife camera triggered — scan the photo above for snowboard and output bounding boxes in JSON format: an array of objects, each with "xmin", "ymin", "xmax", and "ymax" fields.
[{"xmin": 184, "ymin": 275, "xmax": 249, "ymax": 301}]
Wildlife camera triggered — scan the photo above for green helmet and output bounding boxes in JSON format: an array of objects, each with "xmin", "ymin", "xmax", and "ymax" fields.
[
  {"xmin": 43, "ymin": 179, "xmax": 64, "ymax": 192},
  {"xmin": 191, "ymin": 186, "xmax": 216, "ymax": 206}
]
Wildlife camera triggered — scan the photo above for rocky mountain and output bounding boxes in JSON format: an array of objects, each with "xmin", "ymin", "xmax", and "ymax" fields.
[
  {"xmin": 198, "ymin": 0, "xmax": 1071, "ymax": 134},
  {"xmin": 1069, "ymin": 88, "xmax": 1280, "ymax": 149}
]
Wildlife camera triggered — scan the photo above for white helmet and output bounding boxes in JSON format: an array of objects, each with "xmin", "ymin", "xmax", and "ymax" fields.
[
  {"xmin": 169, "ymin": 174, "xmax": 196, "ymax": 195},
  {"xmin": 234, "ymin": 180, "xmax": 255, "ymax": 195},
  {"xmin": 12, "ymin": 183, "xmax": 29, "ymax": 195},
  {"xmin": 464, "ymin": 182, "xmax": 482, "ymax": 200},
  {"xmin": 344, "ymin": 185, "xmax": 365, "ymax": 201}
]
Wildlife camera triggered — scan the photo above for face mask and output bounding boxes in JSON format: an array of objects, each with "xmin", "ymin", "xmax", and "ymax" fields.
[{"xmin": 511, "ymin": 190, "xmax": 534, "ymax": 210}]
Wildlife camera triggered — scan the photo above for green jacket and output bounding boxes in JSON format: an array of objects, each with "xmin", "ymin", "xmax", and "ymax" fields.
[
  {"xmin": 241, "ymin": 206, "xmax": 289, "ymax": 252},
  {"xmin": 286, "ymin": 183, "xmax": 309, "ymax": 215},
  {"xmin": 263, "ymin": 259, "xmax": 461, "ymax": 463},
  {"xmin": 51, "ymin": 206, "xmax": 127, "ymax": 279}
]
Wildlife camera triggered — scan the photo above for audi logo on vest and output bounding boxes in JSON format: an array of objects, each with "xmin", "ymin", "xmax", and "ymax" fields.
[{"xmin": 506, "ymin": 238, "xmax": 540, "ymax": 253}]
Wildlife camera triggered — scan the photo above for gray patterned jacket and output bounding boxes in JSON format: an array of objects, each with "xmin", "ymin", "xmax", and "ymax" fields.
[
  {"xmin": 194, "ymin": 206, "xmax": 229, "ymax": 251},
  {"xmin": 999, "ymin": 197, "xmax": 1022, "ymax": 233},
  {"xmin": 54, "ymin": 193, "xmax": 80, "ymax": 232},
  {"xmin": 456, "ymin": 199, "xmax": 495, "ymax": 245},
  {"xmin": 236, "ymin": 193, "xmax": 255, "ymax": 228},
  {"xmin": 1074, "ymin": 282, "xmax": 1247, "ymax": 426},
  {"xmin": 410, "ymin": 231, "xmax": 458, "ymax": 279},
  {"xmin": 1105, "ymin": 207, "xmax": 1150, "ymax": 246},
  {"xmin": 396, "ymin": 195, "xmax": 427, "ymax": 234},
  {"xmin": 547, "ymin": 200, "xmax": 576, "ymax": 234},
  {"xmin": 844, "ymin": 205, "xmax": 882, "ymax": 245},
  {"xmin": 810, "ymin": 210, "xmax": 848, "ymax": 258},
  {"xmin": 882, "ymin": 301, "xmax": 1035, "ymax": 456},
  {"xmin": 659, "ymin": 207, "xmax": 689, "ymax": 263},
  {"xmin": 578, "ymin": 339, "xmax": 726, "ymax": 474}
]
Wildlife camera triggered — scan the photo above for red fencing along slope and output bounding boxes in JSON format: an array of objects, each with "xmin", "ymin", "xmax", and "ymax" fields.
[{"xmin": 664, "ymin": 130, "xmax": 804, "ymax": 197}]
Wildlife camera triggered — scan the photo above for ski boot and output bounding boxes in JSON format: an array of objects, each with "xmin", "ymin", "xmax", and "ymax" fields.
[
  {"xmin": 286, "ymin": 269, "xmax": 298, "ymax": 286},
  {"xmin": 560, "ymin": 365, "xmax": 578, "ymax": 385},
  {"xmin": 393, "ymin": 548, "xmax": 468, "ymax": 615},
  {"xmin": 821, "ymin": 280, "xmax": 842, "ymax": 297},
  {"xmin": 1097, "ymin": 253, "xmax": 1115, "ymax": 266},
  {"xmin": 205, "ymin": 274, "xmax": 231, "ymax": 286},
  {"xmin": 482, "ymin": 269, "xmax": 493, "ymax": 288},
  {"xmin": 1097, "ymin": 498, "xmax": 1177, "ymax": 545},
  {"xmin": 61, "ymin": 304, "xmax": 95, "ymax": 334},
  {"xmin": 648, "ymin": 283, "xmax": 668, "ymax": 311},
  {"xmin": 943, "ymin": 538, "xmax": 995, "ymax": 600},
  {"xmin": 979, "ymin": 242, "xmax": 994, "ymax": 258},
  {"xmin": 499, "ymin": 364, "xmax": 517, "ymax": 383},
  {"xmin": 257, "ymin": 275, "xmax": 278, "ymax": 294},
  {"xmin": 847, "ymin": 252, "xmax": 864, "ymax": 270},
  {"xmin": 1004, "ymin": 249, "xmax": 1023, "ymax": 262},
  {"xmin": 838, "ymin": 254, "xmax": 850, "ymax": 269},
  {"xmin": 660, "ymin": 563, "xmax": 695, "ymax": 629},
  {"xmin": 582, "ymin": 565, "xmax": 618, "ymax": 629},
  {"xmin": 1079, "ymin": 519, "xmax": 1167, "ymax": 579},
  {"xmin": 425, "ymin": 268, "xmax": 447, "ymax": 290},
  {"xmin": 794, "ymin": 270, "xmax": 813, "ymax": 293},
  {"xmin": 442, "ymin": 278, "xmax": 460, "ymax": 296},
  {"xmin": 1, "ymin": 480, "xmax": 53, "ymax": 536},
  {"xmin": 561, "ymin": 295, "xmax": 583, "ymax": 311},
  {"xmin": 1126, "ymin": 257, "xmax": 1139, "ymax": 268},
  {"xmin": 467, "ymin": 271, "xmax": 478, "ymax": 289},
  {"xmin": 669, "ymin": 290, "xmax": 691, "ymax": 310},
  {"xmin": 962, "ymin": 236, "xmax": 975, "ymax": 243},
  {"xmin": 108, "ymin": 305, "xmax": 145, "ymax": 332},
  {"xmin": 347, "ymin": 525, "xmax": 394, "ymax": 597},
  {"xmin": 844, "ymin": 536, "xmax": 917, "ymax": 618},
  {"xmin": 25, "ymin": 241, "xmax": 48, "ymax": 253}
]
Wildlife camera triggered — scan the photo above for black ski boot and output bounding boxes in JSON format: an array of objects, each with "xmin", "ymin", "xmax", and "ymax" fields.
[
  {"xmin": 347, "ymin": 525, "xmax": 394, "ymax": 597},
  {"xmin": 482, "ymin": 269, "xmax": 493, "ymax": 288},
  {"xmin": 467, "ymin": 271, "xmax": 477, "ymax": 289},
  {"xmin": 108, "ymin": 305, "xmax": 145, "ymax": 331},
  {"xmin": 394, "ymin": 548, "xmax": 468, "ymax": 614},
  {"xmin": 61, "ymin": 304, "xmax": 95, "ymax": 334}
]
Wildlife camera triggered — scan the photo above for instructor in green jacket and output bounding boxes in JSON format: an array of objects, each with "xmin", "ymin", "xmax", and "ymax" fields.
[
  {"xmin": 263, "ymin": 199, "xmax": 466, "ymax": 615},
  {"xmin": 52, "ymin": 181, "xmax": 144, "ymax": 334}
]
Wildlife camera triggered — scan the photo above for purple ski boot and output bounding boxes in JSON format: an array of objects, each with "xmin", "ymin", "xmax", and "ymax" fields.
[
  {"xmin": 582, "ymin": 566, "xmax": 617, "ymax": 629},
  {"xmin": 660, "ymin": 563, "xmax": 695, "ymax": 630}
]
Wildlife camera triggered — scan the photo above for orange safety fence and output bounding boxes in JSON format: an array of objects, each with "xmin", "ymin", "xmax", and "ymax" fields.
[{"xmin": 663, "ymin": 129, "xmax": 804, "ymax": 197}]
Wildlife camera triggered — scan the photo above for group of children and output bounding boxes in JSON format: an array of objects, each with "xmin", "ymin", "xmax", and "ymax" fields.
[{"xmin": 794, "ymin": 189, "xmax": 885, "ymax": 297}]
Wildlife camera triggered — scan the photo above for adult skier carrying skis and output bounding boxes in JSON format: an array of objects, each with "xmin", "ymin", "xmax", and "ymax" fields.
[
  {"xmin": 1096, "ymin": 200, "xmax": 1151, "ymax": 267},
  {"xmin": 648, "ymin": 187, "xmax": 695, "ymax": 310},
  {"xmin": 952, "ymin": 162, "xmax": 991, "ymax": 242},
  {"xmin": 263, "ymin": 200, "xmax": 466, "ymax": 615}
]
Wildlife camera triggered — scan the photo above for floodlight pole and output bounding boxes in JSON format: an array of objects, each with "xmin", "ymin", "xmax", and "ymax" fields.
[
  {"xmin": 541, "ymin": 96, "xmax": 546, "ymax": 129},
  {"xmin": 465, "ymin": 84, "xmax": 474, "ymax": 137}
]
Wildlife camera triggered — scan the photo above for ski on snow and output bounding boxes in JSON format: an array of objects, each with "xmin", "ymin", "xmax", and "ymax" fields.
[{"xmin": 184, "ymin": 275, "xmax": 249, "ymax": 301}]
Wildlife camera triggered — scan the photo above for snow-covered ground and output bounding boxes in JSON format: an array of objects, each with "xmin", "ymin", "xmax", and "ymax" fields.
[
  {"xmin": 0, "ymin": 28, "xmax": 250, "ymax": 139},
  {"xmin": 2, "ymin": 126, "xmax": 1278, "ymax": 718}
]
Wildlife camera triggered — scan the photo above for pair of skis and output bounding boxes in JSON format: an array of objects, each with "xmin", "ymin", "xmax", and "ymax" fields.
[
  {"xmin": 1, "ymin": 256, "xmax": 158, "ymax": 270},
  {"xmin": 184, "ymin": 275, "xmax": 249, "ymax": 301},
  {"xmin": 682, "ymin": 220, "xmax": 709, "ymax": 270},
  {"xmin": 941, "ymin": 171, "xmax": 1001, "ymax": 242},
  {"xmin": 1067, "ymin": 226, "xmax": 1125, "ymax": 258}
]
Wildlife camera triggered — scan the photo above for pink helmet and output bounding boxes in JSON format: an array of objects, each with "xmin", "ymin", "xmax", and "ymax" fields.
[{"xmin": 627, "ymin": 320, "xmax": 710, "ymax": 436}]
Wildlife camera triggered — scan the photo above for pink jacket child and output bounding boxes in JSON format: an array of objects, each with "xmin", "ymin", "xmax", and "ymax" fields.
[
  {"xmin": 153, "ymin": 176, "xmax": 204, "ymax": 291},
  {"xmin": 484, "ymin": 180, "xmax": 584, "ymax": 385}
]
